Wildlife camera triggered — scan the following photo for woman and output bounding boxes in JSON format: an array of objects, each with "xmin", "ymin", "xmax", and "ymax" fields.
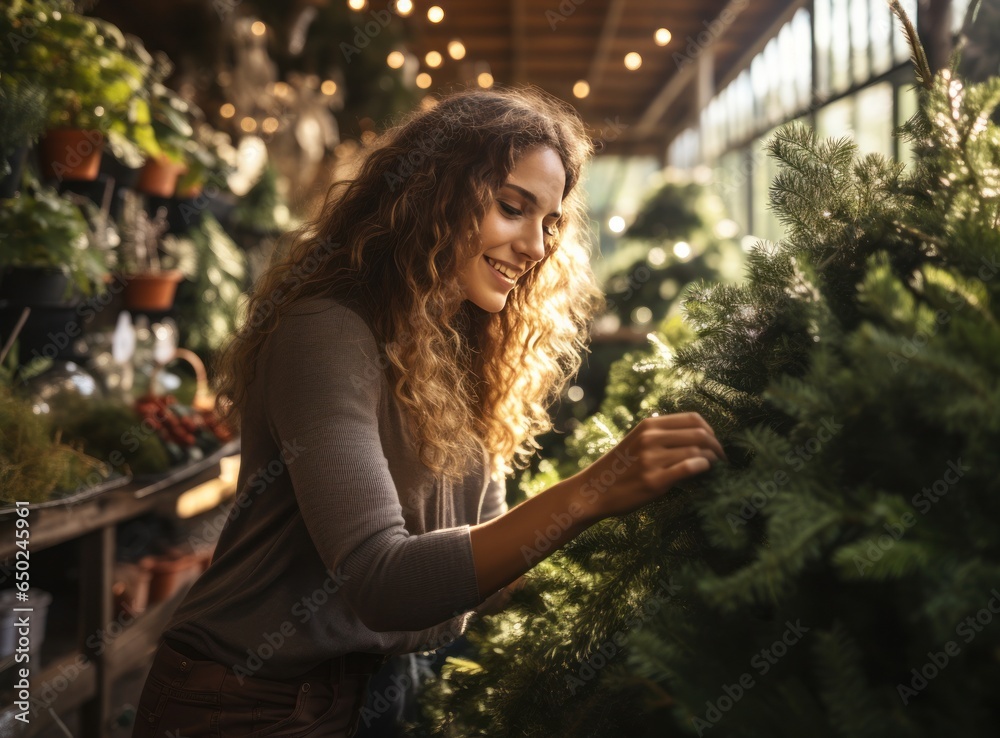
[{"xmin": 133, "ymin": 85, "xmax": 725, "ymax": 738}]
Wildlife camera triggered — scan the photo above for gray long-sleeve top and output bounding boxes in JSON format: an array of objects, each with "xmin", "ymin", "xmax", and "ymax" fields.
[{"xmin": 162, "ymin": 296, "xmax": 508, "ymax": 680}]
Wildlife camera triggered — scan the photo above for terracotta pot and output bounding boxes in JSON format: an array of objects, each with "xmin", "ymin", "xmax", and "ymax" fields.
[
  {"xmin": 38, "ymin": 129, "xmax": 104, "ymax": 182},
  {"xmin": 122, "ymin": 270, "xmax": 184, "ymax": 312},
  {"xmin": 137, "ymin": 156, "xmax": 188, "ymax": 198},
  {"xmin": 147, "ymin": 552, "xmax": 204, "ymax": 605},
  {"xmin": 112, "ymin": 556, "xmax": 155, "ymax": 616}
]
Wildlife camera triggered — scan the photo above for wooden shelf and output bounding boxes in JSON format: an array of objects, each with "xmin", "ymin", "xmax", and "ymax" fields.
[
  {"xmin": 0, "ymin": 438, "xmax": 240, "ymax": 738},
  {"xmin": 0, "ymin": 438, "xmax": 241, "ymax": 559}
]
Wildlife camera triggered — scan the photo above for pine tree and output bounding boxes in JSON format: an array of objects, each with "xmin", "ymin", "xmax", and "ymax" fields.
[{"xmin": 417, "ymin": 7, "xmax": 1000, "ymax": 737}]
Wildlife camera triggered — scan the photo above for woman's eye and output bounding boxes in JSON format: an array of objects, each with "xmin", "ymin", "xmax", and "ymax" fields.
[
  {"xmin": 543, "ymin": 225, "xmax": 557, "ymax": 237},
  {"xmin": 499, "ymin": 202, "xmax": 521, "ymax": 217}
]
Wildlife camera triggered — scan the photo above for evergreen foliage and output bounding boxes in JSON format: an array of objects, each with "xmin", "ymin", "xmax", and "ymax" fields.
[{"xmin": 417, "ymin": 11, "xmax": 1000, "ymax": 737}]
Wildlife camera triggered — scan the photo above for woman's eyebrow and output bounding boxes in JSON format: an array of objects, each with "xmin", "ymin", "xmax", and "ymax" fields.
[{"xmin": 502, "ymin": 183, "xmax": 562, "ymax": 219}]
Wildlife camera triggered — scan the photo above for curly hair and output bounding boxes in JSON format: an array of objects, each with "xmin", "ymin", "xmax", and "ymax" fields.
[{"xmin": 213, "ymin": 85, "xmax": 607, "ymax": 485}]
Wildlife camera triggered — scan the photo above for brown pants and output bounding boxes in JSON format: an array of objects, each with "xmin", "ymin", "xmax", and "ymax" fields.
[{"xmin": 132, "ymin": 640, "xmax": 386, "ymax": 737}]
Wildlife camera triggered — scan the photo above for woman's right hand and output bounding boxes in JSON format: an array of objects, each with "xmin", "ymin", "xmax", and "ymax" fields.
[{"xmin": 570, "ymin": 412, "xmax": 727, "ymax": 521}]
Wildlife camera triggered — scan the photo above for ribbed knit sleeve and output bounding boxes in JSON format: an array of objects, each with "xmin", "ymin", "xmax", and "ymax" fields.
[{"xmin": 261, "ymin": 300, "xmax": 484, "ymax": 632}]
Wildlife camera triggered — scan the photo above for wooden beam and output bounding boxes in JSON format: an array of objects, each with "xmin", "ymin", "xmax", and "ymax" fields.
[{"xmin": 586, "ymin": 0, "xmax": 627, "ymax": 93}]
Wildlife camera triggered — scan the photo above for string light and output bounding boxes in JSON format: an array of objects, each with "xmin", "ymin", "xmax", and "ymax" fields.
[
  {"xmin": 240, "ymin": 117, "xmax": 257, "ymax": 133},
  {"xmin": 655, "ymin": 28, "xmax": 672, "ymax": 45},
  {"xmin": 395, "ymin": 0, "xmax": 413, "ymax": 15},
  {"xmin": 387, "ymin": 51, "xmax": 405, "ymax": 69},
  {"xmin": 273, "ymin": 81, "xmax": 290, "ymax": 98},
  {"xmin": 348, "ymin": 0, "xmax": 367, "ymax": 11},
  {"xmin": 608, "ymin": 216, "xmax": 625, "ymax": 233},
  {"xmin": 425, "ymin": 50, "xmax": 442, "ymax": 67},
  {"xmin": 416, "ymin": 72, "xmax": 432, "ymax": 88},
  {"xmin": 250, "ymin": 21, "xmax": 266, "ymax": 36},
  {"xmin": 427, "ymin": 5, "xmax": 444, "ymax": 22},
  {"xmin": 219, "ymin": 103, "xmax": 235, "ymax": 118},
  {"xmin": 262, "ymin": 117, "xmax": 279, "ymax": 134},
  {"xmin": 573, "ymin": 80, "xmax": 590, "ymax": 98},
  {"xmin": 477, "ymin": 72, "xmax": 493, "ymax": 88},
  {"xmin": 321, "ymin": 80, "xmax": 338, "ymax": 95},
  {"xmin": 624, "ymin": 52, "xmax": 642, "ymax": 70},
  {"xmin": 447, "ymin": 40, "xmax": 466, "ymax": 59}
]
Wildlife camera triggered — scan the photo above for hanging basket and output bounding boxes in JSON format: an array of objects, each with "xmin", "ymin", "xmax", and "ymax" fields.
[
  {"xmin": 137, "ymin": 156, "xmax": 188, "ymax": 198},
  {"xmin": 122, "ymin": 270, "xmax": 184, "ymax": 312},
  {"xmin": 37, "ymin": 129, "xmax": 104, "ymax": 182}
]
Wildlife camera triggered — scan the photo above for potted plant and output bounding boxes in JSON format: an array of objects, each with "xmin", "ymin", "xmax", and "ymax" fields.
[
  {"xmin": 136, "ymin": 83, "xmax": 192, "ymax": 198},
  {"xmin": 116, "ymin": 190, "xmax": 184, "ymax": 311},
  {"xmin": 0, "ymin": 183, "xmax": 112, "ymax": 305},
  {"xmin": 0, "ymin": 78, "xmax": 48, "ymax": 198},
  {"xmin": 101, "ymin": 36, "xmax": 164, "ymax": 189},
  {"xmin": 0, "ymin": 0, "xmax": 151, "ymax": 182}
]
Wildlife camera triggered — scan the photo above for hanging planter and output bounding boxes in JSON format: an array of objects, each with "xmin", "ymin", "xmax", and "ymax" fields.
[
  {"xmin": 37, "ymin": 129, "xmax": 104, "ymax": 182},
  {"xmin": 137, "ymin": 155, "xmax": 187, "ymax": 198}
]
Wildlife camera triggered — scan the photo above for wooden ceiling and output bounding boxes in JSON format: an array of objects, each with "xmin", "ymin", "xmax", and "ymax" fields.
[{"xmin": 404, "ymin": 0, "xmax": 800, "ymax": 160}]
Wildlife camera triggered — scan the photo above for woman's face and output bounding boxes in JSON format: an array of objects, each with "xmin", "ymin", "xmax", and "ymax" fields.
[{"xmin": 458, "ymin": 146, "xmax": 566, "ymax": 313}]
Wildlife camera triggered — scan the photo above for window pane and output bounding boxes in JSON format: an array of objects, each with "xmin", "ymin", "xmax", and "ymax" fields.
[
  {"xmin": 850, "ymin": 0, "xmax": 870, "ymax": 84},
  {"xmin": 869, "ymin": 0, "xmax": 893, "ymax": 76},
  {"xmin": 893, "ymin": 0, "xmax": 918, "ymax": 65},
  {"xmin": 831, "ymin": 0, "xmax": 851, "ymax": 93},
  {"xmin": 814, "ymin": 0, "xmax": 832, "ymax": 98},
  {"xmin": 816, "ymin": 95, "xmax": 855, "ymax": 141},
  {"xmin": 792, "ymin": 8, "xmax": 813, "ymax": 110},
  {"xmin": 854, "ymin": 82, "xmax": 893, "ymax": 157}
]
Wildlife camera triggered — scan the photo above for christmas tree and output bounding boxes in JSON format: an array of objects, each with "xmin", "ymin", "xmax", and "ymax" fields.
[{"xmin": 417, "ymin": 5, "xmax": 1000, "ymax": 737}]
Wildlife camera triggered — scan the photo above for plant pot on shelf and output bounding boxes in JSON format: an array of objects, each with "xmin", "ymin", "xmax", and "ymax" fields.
[
  {"xmin": 147, "ymin": 550, "xmax": 204, "ymax": 605},
  {"xmin": 113, "ymin": 556, "xmax": 156, "ymax": 617},
  {"xmin": 122, "ymin": 270, "xmax": 184, "ymax": 312},
  {"xmin": 0, "ymin": 266, "xmax": 75, "ymax": 307},
  {"xmin": 37, "ymin": 129, "xmax": 104, "ymax": 182},
  {"xmin": 137, "ymin": 156, "xmax": 187, "ymax": 198}
]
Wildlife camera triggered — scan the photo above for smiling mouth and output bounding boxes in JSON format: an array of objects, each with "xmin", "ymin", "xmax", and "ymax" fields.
[{"xmin": 484, "ymin": 255, "xmax": 517, "ymax": 284}]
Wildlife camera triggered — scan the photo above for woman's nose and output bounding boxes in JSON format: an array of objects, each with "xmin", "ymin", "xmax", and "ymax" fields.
[{"xmin": 515, "ymin": 223, "xmax": 547, "ymax": 263}]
